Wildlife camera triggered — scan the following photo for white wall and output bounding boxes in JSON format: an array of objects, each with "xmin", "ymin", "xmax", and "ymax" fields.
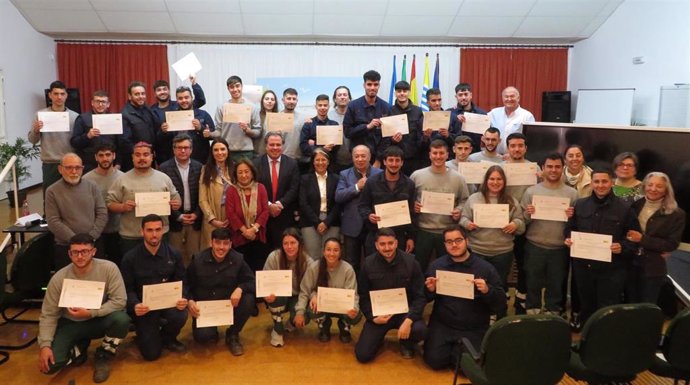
[
  {"xmin": 0, "ymin": 0, "xmax": 56, "ymax": 188},
  {"xmin": 569, "ymin": 0, "xmax": 690, "ymax": 126}
]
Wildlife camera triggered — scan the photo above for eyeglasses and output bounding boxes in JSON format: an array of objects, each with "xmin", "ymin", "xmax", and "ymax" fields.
[
  {"xmin": 93, "ymin": 100, "xmax": 109, "ymax": 104},
  {"xmin": 61, "ymin": 165, "xmax": 84, "ymax": 171},
  {"xmin": 68, "ymin": 248, "xmax": 94, "ymax": 257},
  {"xmin": 444, "ymin": 238, "xmax": 465, "ymax": 245}
]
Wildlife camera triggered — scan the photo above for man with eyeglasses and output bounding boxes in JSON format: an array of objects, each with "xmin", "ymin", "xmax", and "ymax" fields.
[
  {"xmin": 423, "ymin": 225, "xmax": 505, "ymax": 370},
  {"xmin": 46, "ymin": 153, "xmax": 108, "ymax": 269},
  {"xmin": 38, "ymin": 233, "xmax": 129, "ymax": 383},
  {"xmin": 71, "ymin": 90, "xmax": 124, "ymax": 173}
]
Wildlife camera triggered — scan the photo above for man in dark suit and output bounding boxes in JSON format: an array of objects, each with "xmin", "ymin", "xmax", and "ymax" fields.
[
  {"xmin": 159, "ymin": 133, "xmax": 203, "ymax": 266},
  {"xmin": 253, "ymin": 131, "xmax": 300, "ymax": 250}
]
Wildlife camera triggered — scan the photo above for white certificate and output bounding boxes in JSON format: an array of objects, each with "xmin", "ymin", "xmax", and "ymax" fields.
[
  {"xmin": 223, "ymin": 103, "xmax": 252, "ymax": 124},
  {"xmin": 317, "ymin": 287, "xmax": 355, "ymax": 315},
  {"xmin": 316, "ymin": 125, "xmax": 343, "ymax": 145},
  {"xmin": 436, "ymin": 270, "xmax": 475, "ymax": 300},
  {"xmin": 473, "ymin": 204, "xmax": 510, "ymax": 228},
  {"xmin": 458, "ymin": 161, "xmax": 491, "ymax": 184},
  {"xmin": 503, "ymin": 162, "xmax": 538, "ymax": 186},
  {"xmin": 165, "ymin": 110, "xmax": 194, "ymax": 131},
  {"xmin": 58, "ymin": 279, "xmax": 105, "ymax": 309},
  {"xmin": 531, "ymin": 195, "xmax": 570, "ymax": 222},
  {"xmin": 265, "ymin": 112, "xmax": 294, "ymax": 133},
  {"xmin": 171, "ymin": 52, "xmax": 202, "ymax": 81},
  {"xmin": 92, "ymin": 113, "xmax": 123, "ymax": 135},
  {"xmin": 142, "ymin": 281, "xmax": 182, "ymax": 311},
  {"xmin": 462, "ymin": 112, "xmax": 490, "ymax": 135},
  {"xmin": 135, "ymin": 191, "xmax": 171, "ymax": 217},
  {"xmin": 380, "ymin": 115, "xmax": 409, "ymax": 137},
  {"xmin": 374, "ymin": 200, "xmax": 411, "ymax": 228},
  {"xmin": 37, "ymin": 111, "xmax": 70, "ymax": 132},
  {"xmin": 255, "ymin": 270, "xmax": 293, "ymax": 297},
  {"xmin": 420, "ymin": 190, "xmax": 455, "ymax": 215},
  {"xmin": 423, "ymin": 111, "xmax": 451, "ymax": 131},
  {"xmin": 196, "ymin": 300, "xmax": 234, "ymax": 328},
  {"xmin": 242, "ymin": 84, "xmax": 264, "ymax": 106},
  {"xmin": 570, "ymin": 231, "xmax": 612, "ymax": 263},
  {"xmin": 370, "ymin": 288, "xmax": 409, "ymax": 317}
]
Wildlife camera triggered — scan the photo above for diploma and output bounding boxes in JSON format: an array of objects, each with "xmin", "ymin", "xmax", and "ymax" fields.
[
  {"xmin": 223, "ymin": 103, "xmax": 252, "ymax": 124},
  {"xmin": 317, "ymin": 287, "xmax": 355, "ymax": 315},
  {"xmin": 461, "ymin": 112, "xmax": 491, "ymax": 134},
  {"xmin": 316, "ymin": 125, "xmax": 343, "ymax": 145},
  {"xmin": 195, "ymin": 300, "xmax": 234, "ymax": 328},
  {"xmin": 171, "ymin": 52, "xmax": 202, "ymax": 81},
  {"xmin": 255, "ymin": 270, "xmax": 293, "ymax": 297},
  {"xmin": 458, "ymin": 161, "xmax": 491, "ymax": 184},
  {"xmin": 422, "ymin": 111, "xmax": 451, "ymax": 131},
  {"xmin": 370, "ymin": 288, "xmax": 409, "ymax": 317},
  {"xmin": 142, "ymin": 281, "xmax": 182, "ymax": 311},
  {"xmin": 37, "ymin": 111, "xmax": 70, "ymax": 132},
  {"xmin": 58, "ymin": 279, "xmax": 105, "ymax": 309},
  {"xmin": 374, "ymin": 200, "xmax": 411, "ymax": 228},
  {"xmin": 135, "ymin": 191, "xmax": 171, "ymax": 217},
  {"xmin": 473, "ymin": 204, "xmax": 510, "ymax": 228},
  {"xmin": 420, "ymin": 190, "xmax": 455, "ymax": 215},
  {"xmin": 503, "ymin": 162, "xmax": 538, "ymax": 186},
  {"xmin": 380, "ymin": 115, "xmax": 409, "ymax": 137},
  {"xmin": 92, "ymin": 113, "xmax": 123, "ymax": 135},
  {"xmin": 242, "ymin": 84, "xmax": 264, "ymax": 106},
  {"xmin": 531, "ymin": 195, "xmax": 570, "ymax": 222},
  {"xmin": 165, "ymin": 110, "xmax": 194, "ymax": 131},
  {"xmin": 570, "ymin": 231, "xmax": 613, "ymax": 263},
  {"xmin": 436, "ymin": 270, "xmax": 475, "ymax": 300},
  {"xmin": 265, "ymin": 112, "xmax": 294, "ymax": 133}
]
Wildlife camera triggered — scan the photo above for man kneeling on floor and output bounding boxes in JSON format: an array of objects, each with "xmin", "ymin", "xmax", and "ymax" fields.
[{"xmin": 38, "ymin": 233, "xmax": 130, "ymax": 383}]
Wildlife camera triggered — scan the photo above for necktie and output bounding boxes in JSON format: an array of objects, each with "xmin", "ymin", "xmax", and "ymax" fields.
[{"xmin": 271, "ymin": 159, "xmax": 279, "ymax": 200}]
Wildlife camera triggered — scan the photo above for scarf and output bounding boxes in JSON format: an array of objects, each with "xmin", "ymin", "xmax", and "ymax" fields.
[{"xmin": 234, "ymin": 181, "xmax": 258, "ymax": 228}]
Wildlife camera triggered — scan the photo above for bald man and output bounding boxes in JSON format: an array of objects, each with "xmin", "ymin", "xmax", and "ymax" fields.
[
  {"xmin": 46, "ymin": 153, "xmax": 108, "ymax": 269},
  {"xmin": 488, "ymin": 86, "xmax": 535, "ymax": 154}
]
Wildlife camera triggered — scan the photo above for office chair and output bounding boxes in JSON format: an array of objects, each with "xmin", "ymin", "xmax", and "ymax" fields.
[{"xmin": 649, "ymin": 308, "xmax": 690, "ymax": 385}]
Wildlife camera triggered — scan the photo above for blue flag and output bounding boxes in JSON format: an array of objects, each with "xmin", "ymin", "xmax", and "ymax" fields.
[
  {"xmin": 389, "ymin": 55, "xmax": 397, "ymax": 105},
  {"xmin": 433, "ymin": 53, "xmax": 440, "ymax": 89}
]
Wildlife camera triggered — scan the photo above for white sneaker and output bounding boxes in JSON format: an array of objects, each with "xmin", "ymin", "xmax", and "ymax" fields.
[{"xmin": 270, "ymin": 330, "xmax": 284, "ymax": 347}]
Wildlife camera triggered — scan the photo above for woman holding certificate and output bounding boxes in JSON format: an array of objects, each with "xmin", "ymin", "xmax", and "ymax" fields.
[
  {"xmin": 626, "ymin": 172, "xmax": 686, "ymax": 303},
  {"xmin": 460, "ymin": 165, "xmax": 525, "ymax": 297},
  {"xmin": 294, "ymin": 238, "xmax": 360, "ymax": 343},
  {"xmin": 298, "ymin": 148, "xmax": 342, "ymax": 261},
  {"xmin": 562, "ymin": 144, "xmax": 593, "ymax": 198},
  {"xmin": 226, "ymin": 159, "xmax": 270, "ymax": 272},
  {"xmin": 199, "ymin": 138, "xmax": 234, "ymax": 248},
  {"xmin": 253, "ymin": 90, "xmax": 279, "ymax": 157}
]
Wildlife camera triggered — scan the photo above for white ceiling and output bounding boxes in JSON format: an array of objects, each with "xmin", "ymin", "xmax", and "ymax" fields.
[{"xmin": 10, "ymin": 0, "xmax": 624, "ymax": 43}]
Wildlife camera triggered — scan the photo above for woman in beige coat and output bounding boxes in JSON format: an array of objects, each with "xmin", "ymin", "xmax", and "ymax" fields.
[{"xmin": 199, "ymin": 138, "xmax": 234, "ymax": 248}]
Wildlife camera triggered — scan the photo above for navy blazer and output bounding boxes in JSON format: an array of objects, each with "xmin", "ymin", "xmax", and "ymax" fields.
[
  {"xmin": 159, "ymin": 158, "xmax": 204, "ymax": 231},
  {"xmin": 335, "ymin": 166, "xmax": 383, "ymax": 237},
  {"xmin": 298, "ymin": 172, "xmax": 341, "ymax": 228},
  {"xmin": 253, "ymin": 154, "xmax": 300, "ymax": 217}
]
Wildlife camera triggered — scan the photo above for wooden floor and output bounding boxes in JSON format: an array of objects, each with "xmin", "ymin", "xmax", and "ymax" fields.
[{"xmin": 0, "ymin": 187, "xmax": 675, "ymax": 384}]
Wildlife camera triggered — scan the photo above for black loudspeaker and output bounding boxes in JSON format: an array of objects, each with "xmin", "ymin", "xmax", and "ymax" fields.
[
  {"xmin": 45, "ymin": 88, "xmax": 81, "ymax": 114},
  {"xmin": 542, "ymin": 91, "xmax": 571, "ymax": 123}
]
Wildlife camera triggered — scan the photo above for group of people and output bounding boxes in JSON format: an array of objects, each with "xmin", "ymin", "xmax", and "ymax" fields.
[{"xmin": 31, "ymin": 70, "xmax": 685, "ymax": 382}]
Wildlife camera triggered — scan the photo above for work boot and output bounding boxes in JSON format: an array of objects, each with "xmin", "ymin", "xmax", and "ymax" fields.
[
  {"xmin": 226, "ymin": 334, "xmax": 244, "ymax": 356},
  {"xmin": 92, "ymin": 351, "xmax": 112, "ymax": 383}
]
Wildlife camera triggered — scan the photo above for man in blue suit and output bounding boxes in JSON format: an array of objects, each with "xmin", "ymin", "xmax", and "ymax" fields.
[{"xmin": 335, "ymin": 145, "xmax": 382, "ymax": 272}]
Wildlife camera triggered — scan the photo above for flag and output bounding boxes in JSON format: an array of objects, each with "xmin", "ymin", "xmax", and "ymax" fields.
[
  {"xmin": 388, "ymin": 55, "xmax": 397, "ymax": 105},
  {"xmin": 401, "ymin": 55, "xmax": 407, "ymax": 82},
  {"xmin": 433, "ymin": 53, "xmax": 440, "ymax": 89},
  {"xmin": 421, "ymin": 53, "xmax": 430, "ymax": 111},
  {"xmin": 409, "ymin": 54, "xmax": 418, "ymax": 105}
]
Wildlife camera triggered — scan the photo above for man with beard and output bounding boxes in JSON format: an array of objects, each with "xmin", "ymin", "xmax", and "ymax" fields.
[
  {"xmin": 121, "ymin": 81, "xmax": 160, "ymax": 170},
  {"xmin": 384, "ymin": 81, "xmax": 423, "ymax": 175},
  {"xmin": 106, "ymin": 142, "xmax": 181, "ymax": 257},
  {"xmin": 448, "ymin": 83, "xmax": 487, "ymax": 152},
  {"xmin": 46, "ymin": 153, "xmax": 108, "ymax": 269},
  {"xmin": 329, "ymin": 86, "xmax": 353, "ymax": 172},
  {"xmin": 83, "ymin": 143, "xmax": 125, "ymax": 265},
  {"xmin": 150, "ymin": 75, "xmax": 206, "ymax": 123},
  {"xmin": 467, "ymin": 127, "xmax": 503, "ymax": 163},
  {"xmin": 279, "ymin": 88, "xmax": 307, "ymax": 168},
  {"xmin": 299, "ymin": 94, "xmax": 340, "ymax": 162}
]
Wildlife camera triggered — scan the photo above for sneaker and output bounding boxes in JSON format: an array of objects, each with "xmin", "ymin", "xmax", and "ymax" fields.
[
  {"xmin": 570, "ymin": 314, "xmax": 582, "ymax": 333},
  {"xmin": 162, "ymin": 339, "xmax": 187, "ymax": 353},
  {"xmin": 270, "ymin": 330, "xmax": 284, "ymax": 347},
  {"xmin": 318, "ymin": 327, "xmax": 331, "ymax": 342},
  {"xmin": 71, "ymin": 340, "xmax": 90, "ymax": 366},
  {"xmin": 226, "ymin": 335, "xmax": 244, "ymax": 356},
  {"xmin": 399, "ymin": 344, "xmax": 415, "ymax": 359},
  {"xmin": 92, "ymin": 355, "xmax": 111, "ymax": 383},
  {"xmin": 338, "ymin": 320, "xmax": 352, "ymax": 343}
]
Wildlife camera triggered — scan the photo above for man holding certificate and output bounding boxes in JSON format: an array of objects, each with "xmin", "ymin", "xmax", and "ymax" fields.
[
  {"xmin": 521, "ymin": 153, "xmax": 577, "ymax": 315},
  {"xmin": 212, "ymin": 75, "xmax": 262, "ymax": 161},
  {"xmin": 355, "ymin": 228, "xmax": 426, "ymax": 362},
  {"xmin": 186, "ymin": 228, "xmax": 256, "ymax": 356},
  {"xmin": 383, "ymin": 81, "xmax": 423, "ymax": 175},
  {"xmin": 564, "ymin": 168, "xmax": 640, "ymax": 324},
  {"xmin": 120, "ymin": 215, "xmax": 189, "ymax": 361},
  {"xmin": 448, "ymin": 83, "xmax": 487, "ymax": 152},
  {"xmin": 38, "ymin": 234, "xmax": 130, "ymax": 383},
  {"xmin": 423, "ymin": 226, "xmax": 505, "ymax": 370},
  {"xmin": 418, "ymin": 88, "xmax": 459, "ymax": 154},
  {"xmin": 410, "ymin": 139, "xmax": 469, "ymax": 271},
  {"xmin": 299, "ymin": 94, "xmax": 341, "ymax": 162}
]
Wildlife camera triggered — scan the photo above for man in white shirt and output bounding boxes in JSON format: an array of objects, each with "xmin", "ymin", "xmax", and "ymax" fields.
[{"xmin": 489, "ymin": 86, "xmax": 535, "ymax": 154}]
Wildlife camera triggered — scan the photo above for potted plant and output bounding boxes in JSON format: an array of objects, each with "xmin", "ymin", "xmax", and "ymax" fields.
[{"xmin": 0, "ymin": 137, "xmax": 41, "ymax": 207}]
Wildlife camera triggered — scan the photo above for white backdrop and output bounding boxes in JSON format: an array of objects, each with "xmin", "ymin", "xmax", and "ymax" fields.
[{"xmin": 167, "ymin": 44, "xmax": 461, "ymax": 117}]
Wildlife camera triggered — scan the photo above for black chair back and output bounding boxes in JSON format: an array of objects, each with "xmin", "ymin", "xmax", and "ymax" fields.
[
  {"xmin": 662, "ymin": 308, "xmax": 690, "ymax": 371},
  {"xmin": 10, "ymin": 232, "xmax": 54, "ymax": 299}
]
